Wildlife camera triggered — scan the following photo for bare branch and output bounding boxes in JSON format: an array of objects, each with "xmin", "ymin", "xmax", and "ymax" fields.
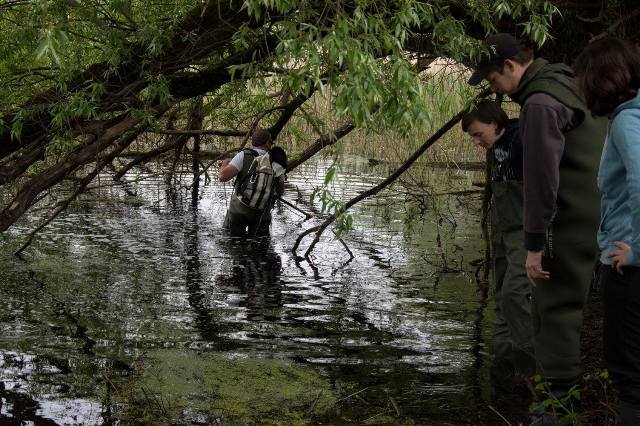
[
  {"xmin": 287, "ymin": 122, "xmax": 356, "ymax": 172},
  {"xmin": 0, "ymin": 104, "xmax": 171, "ymax": 232},
  {"xmin": 149, "ymin": 128, "xmax": 248, "ymax": 137},
  {"xmin": 292, "ymin": 88, "xmax": 491, "ymax": 258},
  {"xmin": 15, "ymin": 127, "xmax": 145, "ymax": 256}
]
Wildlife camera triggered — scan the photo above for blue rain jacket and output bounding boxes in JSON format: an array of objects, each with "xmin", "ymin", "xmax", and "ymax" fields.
[{"xmin": 598, "ymin": 91, "xmax": 640, "ymax": 266}]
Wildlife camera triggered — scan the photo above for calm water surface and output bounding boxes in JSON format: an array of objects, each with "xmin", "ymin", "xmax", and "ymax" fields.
[{"xmin": 0, "ymin": 157, "xmax": 497, "ymax": 424}]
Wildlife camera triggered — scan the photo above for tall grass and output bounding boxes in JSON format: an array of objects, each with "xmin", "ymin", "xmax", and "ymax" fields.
[{"xmin": 270, "ymin": 59, "xmax": 521, "ymax": 167}]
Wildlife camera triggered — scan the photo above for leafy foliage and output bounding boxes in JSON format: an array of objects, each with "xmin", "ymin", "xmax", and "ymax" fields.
[
  {"xmin": 530, "ymin": 374, "xmax": 590, "ymax": 425},
  {"xmin": 0, "ymin": 0, "xmax": 569, "ymax": 233},
  {"xmin": 0, "ymin": 0, "xmax": 560, "ymax": 147},
  {"xmin": 235, "ymin": 0, "xmax": 559, "ymax": 133},
  {"xmin": 310, "ymin": 161, "xmax": 354, "ymax": 239}
]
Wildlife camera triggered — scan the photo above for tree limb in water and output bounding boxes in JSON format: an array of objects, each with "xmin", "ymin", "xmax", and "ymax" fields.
[
  {"xmin": 0, "ymin": 104, "xmax": 171, "ymax": 233},
  {"xmin": 0, "ymin": 35, "xmax": 278, "ymax": 231},
  {"xmin": 291, "ymin": 88, "xmax": 491, "ymax": 259},
  {"xmin": 14, "ymin": 126, "xmax": 149, "ymax": 256}
]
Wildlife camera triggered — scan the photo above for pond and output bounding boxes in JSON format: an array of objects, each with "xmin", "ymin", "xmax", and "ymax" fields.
[{"xmin": 0, "ymin": 156, "xmax": 506, "ymax": 424}]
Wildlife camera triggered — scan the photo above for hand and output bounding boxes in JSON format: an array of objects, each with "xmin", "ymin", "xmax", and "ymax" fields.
[
  {"xmin": 608, "ymin": 241, "xmax": 631, "ymax": 275},
  {"xmin": 526, "ymin": 250, "xmax": 550, "ymax": 286}
]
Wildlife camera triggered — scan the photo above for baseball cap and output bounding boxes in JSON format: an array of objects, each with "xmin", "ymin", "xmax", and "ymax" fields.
[{"xmin": 468, "ymin": 33, "xmax": 525, "ymax": 85}]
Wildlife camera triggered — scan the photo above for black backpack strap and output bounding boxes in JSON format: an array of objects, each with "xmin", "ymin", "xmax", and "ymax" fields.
[{"xmin": 234, "ymin": 148, "xmax": 259, "ymax": 194}]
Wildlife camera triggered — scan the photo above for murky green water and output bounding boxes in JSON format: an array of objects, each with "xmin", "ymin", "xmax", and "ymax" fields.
[{"xmin": 0, "ymin": 157, "xmax": 500, "ymax": 424}]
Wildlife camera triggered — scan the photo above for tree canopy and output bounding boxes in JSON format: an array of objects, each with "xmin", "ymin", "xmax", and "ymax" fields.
[{"xmin": 0, "ymin": 0, "xmax": 638, "ymax": 239}]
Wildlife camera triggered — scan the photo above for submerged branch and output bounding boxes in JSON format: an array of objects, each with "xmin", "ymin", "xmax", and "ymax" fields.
[
  {"xmin": 335, "ymin": 233, "xmax": 355, "ymax": 262},
  {"xmin": 15, "ymin": 128, "xmax": 145, "ymax": 256},
  {"xmin": 277, "ymin": 196, "xmax": 313, "ymax": 220}
]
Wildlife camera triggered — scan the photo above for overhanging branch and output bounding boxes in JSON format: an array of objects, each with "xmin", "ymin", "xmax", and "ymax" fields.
[{"xmin": 292, "ymin": 88, "xmax": 491, "ymax": 258}]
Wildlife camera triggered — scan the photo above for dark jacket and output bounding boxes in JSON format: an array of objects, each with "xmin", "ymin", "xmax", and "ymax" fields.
[
  {"xmin": 509, "ymin": 58, "xmax": 607, "ymax": 253},
  {"xmin": 491, "ymin": 119, "xmax": 523, "ymax": 182}
]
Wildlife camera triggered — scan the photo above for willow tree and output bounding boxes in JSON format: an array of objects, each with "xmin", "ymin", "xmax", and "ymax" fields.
[{"xmin": 0, "ymin": 0, "xmax": 634, "ymax": 242}]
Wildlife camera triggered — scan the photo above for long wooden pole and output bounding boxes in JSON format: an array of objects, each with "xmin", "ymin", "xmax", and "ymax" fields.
[{"xmin": 276, "ymin": 196, "xmax": 313, "ymax": 220}]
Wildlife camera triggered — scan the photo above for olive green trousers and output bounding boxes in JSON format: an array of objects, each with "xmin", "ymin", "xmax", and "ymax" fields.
[
  {"xmin": 532, "ymin": 229, "xmax": 595, "ymax": 384},
  {"xmin": 223, "ymin": 195, "xmax": 271, "ymax": 237},
  {"xmin": 491, "ymin": 181, "xmax": 536, "ymax": 376}
]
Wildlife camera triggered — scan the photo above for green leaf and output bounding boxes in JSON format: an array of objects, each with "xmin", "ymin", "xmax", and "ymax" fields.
[
  {"xmin": 324, "ymin": 167, "xmax": 335, "ymax": 185},
  {"xmin": 35, "ymin": 38, "xmax": 49, "ymax": 60}
]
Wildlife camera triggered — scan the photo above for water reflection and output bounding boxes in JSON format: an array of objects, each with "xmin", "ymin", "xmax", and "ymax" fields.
[
  {"xmin": 183, "ymin": 204, "xmax": 225, "ymax": 343},
  {"xmin": 0, "ymin": 157, "xmax": 497, "ymax": 424},
  {"xmin": 216, "ymin": 238, "xmax": 283, "ymax": 322},
  {"xmin": 0, "ymin": 352, "xmax": 103, "ymax": 425}
]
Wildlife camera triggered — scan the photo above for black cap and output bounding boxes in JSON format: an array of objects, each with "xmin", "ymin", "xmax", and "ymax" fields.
[{"xmin": 468, "ymin": 33, "xmax": 524, "ymax": 86}]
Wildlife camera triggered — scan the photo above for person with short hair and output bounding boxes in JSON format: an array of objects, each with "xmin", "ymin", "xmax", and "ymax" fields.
[
  {"xmin": 574, "ymin": 37, "xmax": 640, "ymax": 425},
  {"xmin": 468, "ymin": 33, "xmax": 608, "ymax": 405},
  {"xmin": 218, "ymin": 128, "xmax": 286, "ymax": 237},
  {"xmin": 462, "ymin": 100, "xmax": 535, "ymax": 388}
]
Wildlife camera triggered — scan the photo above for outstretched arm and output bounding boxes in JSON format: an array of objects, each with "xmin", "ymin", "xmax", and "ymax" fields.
[
  {"xmin": 218, "ymin": 160, "xmax": 239, "ymax": 182},
  {"xmin": 218, "ymin": 151, "xmax": 244, "ymax": 182}
]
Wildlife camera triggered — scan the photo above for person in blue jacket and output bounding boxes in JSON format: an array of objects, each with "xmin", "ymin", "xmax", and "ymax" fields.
[{"xmin": 574, "ymin": 37, "xmax": 640, "ymax": 425}]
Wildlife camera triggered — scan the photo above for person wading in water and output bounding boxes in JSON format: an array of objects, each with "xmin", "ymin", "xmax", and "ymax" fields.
[{"xmin": 218, "ymin": 128, "xmax": 287, "ymax": 237}]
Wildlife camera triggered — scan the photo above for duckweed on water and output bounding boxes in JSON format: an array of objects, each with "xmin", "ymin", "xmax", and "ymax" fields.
[{"xmin": 121, "ymin": 350, "xmax": 337, "ymax": 424}]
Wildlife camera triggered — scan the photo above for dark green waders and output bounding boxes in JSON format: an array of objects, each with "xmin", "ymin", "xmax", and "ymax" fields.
[
  {"xmin": 223, "ymin": 195, "xmax": 271, "ymax": 237},
  {"xmin": 508, "ymin": 58, "xmax": 607, "ymax": 386},
  {"xmin": 223, "ymin": 148, "xmax": 272, "ymax": 237},
  {"xmin": 491, "ymin": 180, "xmax": 536, "ymax": 377},
  {"xmin": 532, "ymin": 212, "xmax": 598, "ymax": 384}
]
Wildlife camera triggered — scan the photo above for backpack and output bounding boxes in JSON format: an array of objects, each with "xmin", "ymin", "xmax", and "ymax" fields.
[{"xmin": 237, "ymin": 150, "xmax": 276, "ymax": 211}]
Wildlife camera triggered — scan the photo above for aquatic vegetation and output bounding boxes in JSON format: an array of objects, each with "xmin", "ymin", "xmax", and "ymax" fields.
[{"xmin": 119, "ymin": 350, "xmax": 337, "ymax": 424}]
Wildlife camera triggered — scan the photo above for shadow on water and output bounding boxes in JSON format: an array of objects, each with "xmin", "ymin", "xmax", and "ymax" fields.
[
  {"xmin": 184, "ymin": 189, "xmax": 284, "ymax": 337},
  {"xmin": 0, "ymin": 383, "xmax": 58, "ymax": 426}
]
